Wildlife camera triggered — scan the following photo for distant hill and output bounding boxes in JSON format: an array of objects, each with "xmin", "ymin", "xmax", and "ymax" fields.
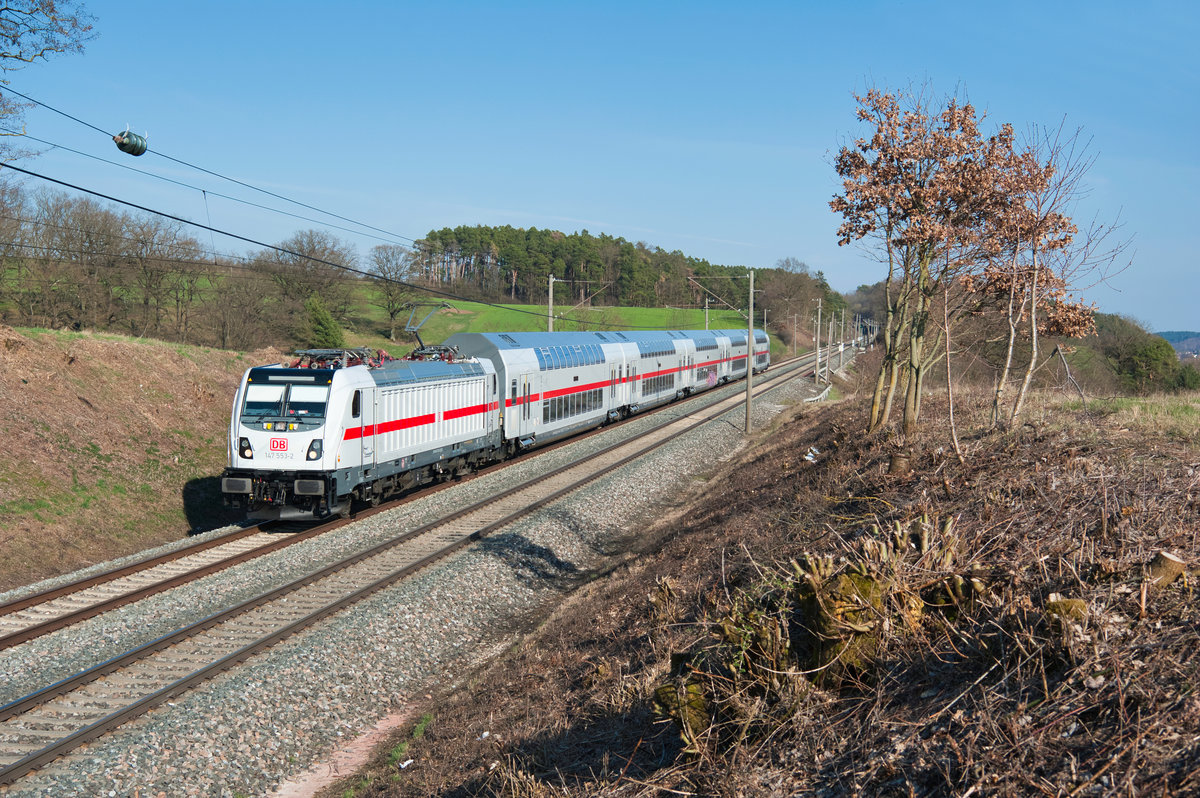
[{"xmin": 1157, "ymin": 330, "xmax": 1200, "ymax": 355}]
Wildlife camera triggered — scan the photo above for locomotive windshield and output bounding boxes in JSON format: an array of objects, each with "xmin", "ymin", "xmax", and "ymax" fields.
[
  {"xmin": 243, "ymin": 384, "xmax": 285, "ymax": 417},
  {"xmin": 241, "ymin": 381, "xmax": 330, "ymax": 421},
  {"xmin": 286, "ymin": 384, "xmax": 330, "ymax": 418}
]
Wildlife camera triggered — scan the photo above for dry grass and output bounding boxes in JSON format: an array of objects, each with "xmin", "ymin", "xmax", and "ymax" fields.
[
  {"xmin": 0, "ymin": 326, "xmax": 268, "ymax": 591},
  {"xmin": 1071, "ymin": 394, "xmax": 1200, "ymax": 445},
  {"xmin": 327, "ymin": 386, "xmax": 1200, "ymax": 798}
]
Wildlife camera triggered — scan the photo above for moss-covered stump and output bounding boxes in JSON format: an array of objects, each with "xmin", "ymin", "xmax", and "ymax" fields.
[
  {"xmin": 795, "ymin": 571, "xmax": 887, "ymax": 688},
  {"xmin": 653, "ymin": 679, "xmax": 710, "ymax": 748}
]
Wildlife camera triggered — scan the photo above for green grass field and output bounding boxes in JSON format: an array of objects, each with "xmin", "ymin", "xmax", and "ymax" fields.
[
  {"xmin": 1064, "ymin": 394, "xmax": 1200, "ymax": 443},
  {"xmin": 343, "ymin": 297, "xmax": 787, "ymax": 358}
]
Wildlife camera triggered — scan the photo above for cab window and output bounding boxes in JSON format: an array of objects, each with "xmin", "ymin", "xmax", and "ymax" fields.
[
  {"xmin": 242, "ymin": 384, "xmax": 285, "ymax": 417},
  {"xmin": 286, "ymin": 384, "xmax": 330, "ymax": 418}
]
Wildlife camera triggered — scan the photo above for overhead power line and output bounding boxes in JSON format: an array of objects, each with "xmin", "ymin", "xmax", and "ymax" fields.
[
  {"xmin": 0, "ymin": 127, "xmax": 411, "ymax": 247},
  {"xmin": 0, "ymin": 84, "xmax": 416, "ymax": 247},
  {"xmin": 0, "ymin": 211, "xmax": 255, "ymax": 264}
]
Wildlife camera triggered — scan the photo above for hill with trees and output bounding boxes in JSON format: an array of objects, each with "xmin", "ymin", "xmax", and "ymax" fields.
[
  {"xmin": 1158, "ymin": 330, "xmax": 1200, "ymax": 356},
  {"xmin": 0, "ymin": 184, "xmax": 846, "ymax": 354}
]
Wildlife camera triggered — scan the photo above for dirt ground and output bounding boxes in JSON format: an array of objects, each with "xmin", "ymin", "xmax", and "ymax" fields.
[{"xmin": 318, "ymin": 389, "xmax": 1200, "ymax": 797}]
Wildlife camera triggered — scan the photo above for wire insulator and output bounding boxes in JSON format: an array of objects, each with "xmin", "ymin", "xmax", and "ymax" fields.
[{"xmin": 113, "ymin": 131, "xmax": 148, "ymax": 156}]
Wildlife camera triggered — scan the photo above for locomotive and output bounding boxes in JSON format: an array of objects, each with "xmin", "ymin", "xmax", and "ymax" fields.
[{"xmin": 220, "ymin": 328, "xmax": 770, "ymax": 520}]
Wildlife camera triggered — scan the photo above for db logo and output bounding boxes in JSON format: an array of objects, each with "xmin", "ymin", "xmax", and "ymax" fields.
[{"xmin": 270, "ymin": 438, "xmax": 287, "ymax": 451}]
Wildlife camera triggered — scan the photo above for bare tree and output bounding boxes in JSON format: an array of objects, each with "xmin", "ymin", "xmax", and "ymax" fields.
[
  {"xmin": 202, "ymin": 263, "xmax": 275, "ymax": 350},
  {"xmin": 368, "ymin": 243, "xmax": 416, "ymax": 341},
  {"xmin": 963, "ymin": 123, "xmax": 1124, "ymax": 425},
  {"xmin": 0, "ymin": 1, "xmax": 95, "ymax": 149},
  {"xmin": 19, "ymin": 190, "xmax": 125, "ymax": 328},
  {"xmin": 759, "ymin": 262, "xmax": 820, "ymax": 349},
  {"xmin": 775, "ymin": 256, "xmax": 810, "ymax": 275},
  {"xmin": 165, "ymin": 253, "xmax": 206, "ymax": 344},
  {"xmin": 253, "ymin": 229, "xmax": 357, "ymax": 326},
  {"xmin": 121, "ymin": 215, "xmax": 201, "ymax": 338}
]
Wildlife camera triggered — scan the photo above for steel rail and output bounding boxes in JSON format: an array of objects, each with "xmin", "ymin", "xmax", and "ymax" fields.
[
  {"xmin": 0, "ymin": 523, "xmax": 334, "ymax": 650},
  {"xmin": 0, "ymin": 524, "xmax": 270, "ymax": 617}
]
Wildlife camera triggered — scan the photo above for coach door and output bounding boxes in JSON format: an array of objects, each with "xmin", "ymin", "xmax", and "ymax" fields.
[
  {"xmin": 510, "ymin": 373, "xmax": 533, "ymax": 438},
  {"xmin": 488, "ymin": 373, "xmax": 497, "ymax": 434},
  {"xmin": 523, "ymin": 374, "xmax": 533, "ymax": 433}
]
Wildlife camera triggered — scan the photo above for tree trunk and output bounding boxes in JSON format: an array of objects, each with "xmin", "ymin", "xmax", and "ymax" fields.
[
  {"xmin": 1011, "ymin": 248, "xmax": 1041, "ymax": 422},
  {"xmin": 902, "ymin": 263, "xmax": 930, "ymax": 439},
  {"xmin": 991, "ymin": 250, "xmax": 1023, "ymax": 428},
  {"xmin": 944, "ymin": 285, "xmax": 965, "ymax": 463}
]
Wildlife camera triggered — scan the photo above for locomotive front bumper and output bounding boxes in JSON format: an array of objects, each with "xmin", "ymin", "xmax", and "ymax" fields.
[
  {"xmin": 220, "ymin": 473, "xmax": 327, "ymax": 497},
  {"xmin": 220, "ymin": 469, "xmax": 341, "ymax": 520}
]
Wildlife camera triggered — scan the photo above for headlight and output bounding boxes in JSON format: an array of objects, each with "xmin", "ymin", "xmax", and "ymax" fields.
[
  {"xmin": 306, "ymin": 439, "xmax": 323, "ymax": 460},
  {"xmin": 239, "ymin": 437, "xmax": 253, "ymax": 459}
]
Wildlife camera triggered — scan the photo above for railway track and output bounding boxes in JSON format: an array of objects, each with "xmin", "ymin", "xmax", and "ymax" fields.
[
  {"xmin": 0, "ymin": 354, "xmax": 819, "ymax": 785},
  {"xmin": 0, "ymin": 523, "xmax": 332, "ymax": 651},
  {"xmin": 0, "ymin": 348, "xmax": 823, "ymax": 653}
]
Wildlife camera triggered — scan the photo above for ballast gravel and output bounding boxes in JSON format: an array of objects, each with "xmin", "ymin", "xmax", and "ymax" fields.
[{"xmin": 0, "ymin": 373, "xmax": 823, "ymax": 797}]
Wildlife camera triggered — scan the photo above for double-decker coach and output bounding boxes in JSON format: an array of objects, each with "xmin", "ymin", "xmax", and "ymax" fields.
[{"xmin": 443, "ymin": 328, "xmax": 769, "ymax": 452}]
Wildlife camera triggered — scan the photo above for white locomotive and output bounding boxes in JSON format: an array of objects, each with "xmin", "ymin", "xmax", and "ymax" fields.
[{"xmin": 221, "ymin": 328, "xmax": 770, "ymax": 520}]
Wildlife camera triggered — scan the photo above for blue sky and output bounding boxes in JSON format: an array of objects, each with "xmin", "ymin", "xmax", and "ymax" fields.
[{"xmin": 4, "ymin": 0, "xmax": 1197, "ymax": 331}]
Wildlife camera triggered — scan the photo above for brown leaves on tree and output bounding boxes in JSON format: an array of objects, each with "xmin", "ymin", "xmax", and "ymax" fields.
[{"xmin": 831, "ymin": 86, "xmax": 1108, "ymax": 435}]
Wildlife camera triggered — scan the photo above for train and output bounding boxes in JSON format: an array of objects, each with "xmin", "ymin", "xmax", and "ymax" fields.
[{"xmin": 220, "ymin": 328, "xmax": 771, "ymax": 520}]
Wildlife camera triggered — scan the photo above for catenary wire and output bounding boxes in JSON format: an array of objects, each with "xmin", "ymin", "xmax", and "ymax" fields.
[
  {"xmin": 0, "ymin": 212, "xmax": 255, "ymax": 264},
  {"xmin": 0, "ymin": 84, "xmax": 417, "ymax": 245},
  {"xmin": 0, "ymin": 126, "xmax": 411, "ymax": 247}
]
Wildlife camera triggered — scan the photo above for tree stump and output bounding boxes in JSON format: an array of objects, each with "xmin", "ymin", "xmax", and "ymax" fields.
[
  {"xmin": 653, "ymin": 680, "xmax": 709, "ymax": 747},
  {"xmin": 1045, "ymin": 594, "xmax": 1089, "ymax": 623},
  {"xmin": 796, "ymin": 572, "xmax": 886, "ymax": 688},
  {"xmin": 1146, "ymin": 551, "xmax": 1186, "ymax": 588}
]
